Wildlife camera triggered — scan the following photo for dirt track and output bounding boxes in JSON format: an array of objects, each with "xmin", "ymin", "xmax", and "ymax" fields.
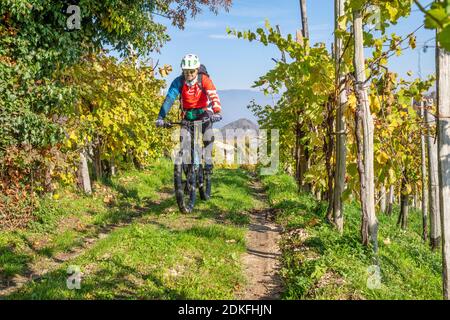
[{"xmin": 238, "ymin": 177, "xmax": 283, "ymax": 300}]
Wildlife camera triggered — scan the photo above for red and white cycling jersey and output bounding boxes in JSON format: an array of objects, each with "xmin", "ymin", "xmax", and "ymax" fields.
[{"xmin": 181, "ymin": 76, "xmax": 221, "ymax": 113}]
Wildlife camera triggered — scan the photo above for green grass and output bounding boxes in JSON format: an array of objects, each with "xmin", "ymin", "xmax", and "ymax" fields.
[
  {"xmin": 195, "ymin": 168, "xmax": 254, "ymax": 225},
  {"xmin": 261, "ymin": 173, "xmax": 442, "ymax": 300},
  {"xmin": 1, "ymin": 160, "xmax": 257, "ymax": 299},
  {"xmin": 3, "ymin": 163, "xmax": 443, "ymax": 300},
  {"xmin": 7, "ymin": 222, "xmax": 246, "ymax": 299}
]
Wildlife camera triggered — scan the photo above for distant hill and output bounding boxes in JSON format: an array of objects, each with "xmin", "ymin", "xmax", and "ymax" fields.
[
  {"xmin": 220, "ymin": 118, "xmax": 259, "ymax": 136},
  {"xmin": 214, "ymin": 118, "xmax": 260, "ymax": 164},
  {"xmin": 216, "ymin": 89, "xmax": 279, "ymax": 128}
]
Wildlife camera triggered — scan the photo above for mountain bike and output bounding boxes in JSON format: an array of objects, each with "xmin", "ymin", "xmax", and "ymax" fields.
[{"xmin": 163, "ymin": 117, "xmax": 213, "ymax": 213}]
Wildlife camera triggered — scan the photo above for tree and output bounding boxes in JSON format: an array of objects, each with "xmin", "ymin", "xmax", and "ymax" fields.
[
  {"xmin": 229, "ymin": 21, "xmax": 334, "ymax": 198},
  {"xmin": 379, "ymin": 185, "xmax": 387, "ymax": 213},
  {"xmin": 164, "ymin": 0, "xmax": 232, "ymax": 29},
  {"xmin": 352, "ymin": 8, "xmax": 378, "ymax": 249},
  {"xmin": 398, "ymin": 175, "xmax": 410, "ymax": 229},
  {"xmin": 333, "ymin": 0, "xmax": 348, "ymax": 233},
  {"xmin": 0, "ymin": 0, "xmax": 233, "ymax": 150},
  {"xmin": 426, "ymin": 104, "xmax": 442, "ymax": 249},
  {"xmin": 0, "ymin": 0, "xmax": 234, "ymax": 227},
  {"xmin": 386, "ymin": 185, "xmax": 395, "ymax": 215},
  {"xmin": 299, "ymin": 0, "xmax": 310, "ymax": 38},
  {"xmin": 78, "ymin": 150, "xmax": 92, "ymax": 194},
  {"xmin": 421, "ymin": 101, "xmax": 429, "ymax": 241},
  {"xmin": 63, "ymin": 53, "xmax": 173, "ymax": 180},
  {"xmin": 0, "ymin": 0, "xmax": 233, "ymax": 144},
  {"xmin": 413, "ymin": 0, "xmax": 450, "ymax": 299},
  {"xmin": 435, "ymin": 5, "xmax": 450, "ymax": 299},
  {"xmin": 297, "ymin": 0, "xmax": 312, "ymax": 193}
]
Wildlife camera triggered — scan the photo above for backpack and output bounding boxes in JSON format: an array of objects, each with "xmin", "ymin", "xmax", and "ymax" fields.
[{"xmin": 179, "ymin": 64, "xmax": 211, "ymax": 120}]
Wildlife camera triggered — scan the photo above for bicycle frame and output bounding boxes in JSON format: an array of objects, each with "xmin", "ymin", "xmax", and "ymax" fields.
[
  {"xmin": 168, "ymin": 118, "xmax": 211, "ymax": 166},
  {"xmin": 164, "ymin": 117, "xmax": 213, "ymax": 213}
]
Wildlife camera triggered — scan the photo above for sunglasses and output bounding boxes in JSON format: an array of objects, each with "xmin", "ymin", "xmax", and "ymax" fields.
[{"xmin": 183, "ymin": 69, "xmax": 197, "ymax": 75}]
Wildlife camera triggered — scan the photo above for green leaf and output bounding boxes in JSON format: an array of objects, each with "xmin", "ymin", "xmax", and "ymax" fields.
[
  {"xmin": 347, "ymin": 162, "xmax": 358, "ymax": 177},
  {"xmin": 438, "ymin": 24, "xmax": 450, "ymax": 51},
  {"xmin": 348, "ymin": 0, "xmax": 365, "ymax": 11},
  {"xmin": 363, "ymin": 31, "xmax": 375, "ymax": 46},
  {"xmin": 342, "ymin": 187, "xmax": 353, "ymax": 202},
  {"xmin": 424, "ymin": 8, "xmax": 448, "ymax": 29}
]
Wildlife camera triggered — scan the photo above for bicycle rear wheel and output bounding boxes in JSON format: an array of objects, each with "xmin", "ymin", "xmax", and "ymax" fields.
[{"xmin": 174, "ymin": 163, "xmax": 196, "ymax": 213}]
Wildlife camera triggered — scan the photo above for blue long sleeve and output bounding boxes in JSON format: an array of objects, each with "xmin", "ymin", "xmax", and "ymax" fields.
[{"xmin": 157, "ymin": 76, "xmax": 183, "ymax": 119}]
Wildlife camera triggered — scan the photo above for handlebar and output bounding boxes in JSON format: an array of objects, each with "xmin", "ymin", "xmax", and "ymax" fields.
[{"xmin": 163, "ymin": 117, "xmax": 212, "ymax": 128}]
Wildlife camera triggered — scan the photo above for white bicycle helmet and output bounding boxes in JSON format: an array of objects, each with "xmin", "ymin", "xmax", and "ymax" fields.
[{"xmin": 181, "ymin": 54, "xmax": 200, "ymax": 69}]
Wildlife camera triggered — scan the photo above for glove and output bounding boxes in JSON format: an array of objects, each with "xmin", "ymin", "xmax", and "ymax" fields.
[
  {"xmin": 155, "ymin": 118, "xmax": 165, "ymax": 127},
  {"xmin": 205, "ymin": 110, "xmax": 214, "ymax": 118},
  {"xmin": 210, "ymin": 113, "xmax": 222, "ymax": 123}
]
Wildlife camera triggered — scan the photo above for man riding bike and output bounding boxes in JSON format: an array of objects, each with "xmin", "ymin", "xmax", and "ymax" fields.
[{"xmin": 155, "ymin": 54, "xmax": 222, "ymax": 173}]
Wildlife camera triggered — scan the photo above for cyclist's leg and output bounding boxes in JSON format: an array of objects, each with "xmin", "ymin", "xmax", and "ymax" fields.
[
  {"xmin": 185, "ymin": 122, "xmax": 198, "ymax": 168},
  {"xmin": 179, "ymin": 122, "xmax": 194, "ymax": 167},
  {"xmin": 202, "ymin": 118, "xmax": 214, "ymax": 173}
]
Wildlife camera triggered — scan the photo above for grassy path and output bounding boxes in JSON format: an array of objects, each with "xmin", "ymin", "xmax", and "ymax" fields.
[
  {"xmin": 1, "ymin": 160, "xmax": 284, "ymax": 299},
  {"xmin": 2, "ymin": 160, "xmax": 444, "ymax": 300}
]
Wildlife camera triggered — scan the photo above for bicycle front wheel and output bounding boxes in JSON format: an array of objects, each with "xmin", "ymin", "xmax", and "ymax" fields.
[
  {"xmin": 198, "ymin": 165, "xmax": 212, "ymax": 200},
  {"xmin": 174, "ymin": 163, "xmax": 196, "ymax": 213}
]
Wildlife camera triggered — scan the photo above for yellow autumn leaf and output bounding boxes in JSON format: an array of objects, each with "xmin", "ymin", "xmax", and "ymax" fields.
[
  {"xmin": 388, "ymin": 168, "xmax": 396, "ymax": 184},
  {"xmin": 93, "ymin": 63, "xmax": 104, "ymax": 72},
  {"xmin": 370, "ymin": 95, "xmax": 381, "ymax": 113},
  {"xmin": 164, "ymin": 64, "xmax": 173, "ymax": 73},
  {"xmin": 405, "ymin": 184, "xmax": 412, "ymax": 195},
  {"xmin": 347, "ymin": 94, "xmax": 357, "ymax": 112},
  {"xmin": 376, "ymin": 151, "xmax": 389, "ymax": 164},
  {"xmin": 338, "ymin": 15, "xmax": 347, "ymax": 30},
  {"xmin": 159, "ymin": 68, "xmax": 167, "ymax": 77},
  {"xmin": 69, "ymin": 131, "xmax": 77, "ymax": 141},
  {"xmin": 408, "ymin": 35, "xmax": 416, "ymax": 49},
  {"xmin": 385, "ymin": 2, "xmax": 399, "ymax": 21},
  {"xmin": 103, "ymin": 116, "xmax": 112, "ymax": 127},
  {"xmin": 312, "ymin": 83, "xmax": 322, "ymax": 94}
]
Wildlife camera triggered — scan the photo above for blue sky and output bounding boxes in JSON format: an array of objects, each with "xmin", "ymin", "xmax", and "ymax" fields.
[{"xmin": 153, "ymin": 0, "xmax": 436, "ymax": 91}]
